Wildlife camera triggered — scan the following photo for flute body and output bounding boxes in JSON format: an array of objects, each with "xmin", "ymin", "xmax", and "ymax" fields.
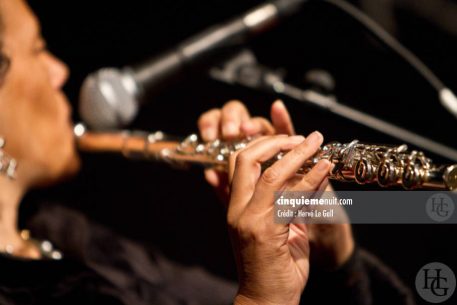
[{"xmin": 74, "ymin": 124, "xmax": 457, "ymax": 191}]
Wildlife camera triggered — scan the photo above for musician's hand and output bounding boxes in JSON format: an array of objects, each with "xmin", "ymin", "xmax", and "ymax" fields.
[
  {"xmin": 228, "ymin": 132, "xmax": 331, "ymax": 305},
  {"xmin": 198, "ymin": 99, "xmax": 294, "ymax": 192},
  {"xmin": 197, "ymin": 100, "xmax": 354, "ymax": 271}
]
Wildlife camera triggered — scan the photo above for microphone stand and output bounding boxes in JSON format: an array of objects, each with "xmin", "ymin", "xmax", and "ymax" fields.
[{"xmin": 210, "ymin": 50, "xmax": 457, "ymax": 162}]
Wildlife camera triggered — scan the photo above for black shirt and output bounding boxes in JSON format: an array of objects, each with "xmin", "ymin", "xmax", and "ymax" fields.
[
  {"xmin": 1, "ymin": 204, "xmax": 237, "ymax": 305},
  {"xmin": 0, "ymin": 204, "xmax": 415, "ymax": 305}
]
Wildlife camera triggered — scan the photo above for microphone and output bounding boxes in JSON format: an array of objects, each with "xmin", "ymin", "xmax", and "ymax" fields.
[{"xmin": 79, "ymin": 0, "xmax": 307, "ymax": 130}]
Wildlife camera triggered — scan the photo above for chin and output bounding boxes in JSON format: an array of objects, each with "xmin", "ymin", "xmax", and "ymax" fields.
[
  {"xmin": 61, "ymin": 152, "xmax": 82, "ymax": 180},
  {"xmin": 33, "ymin": 149, "xmax": 82, "ymax": 188},
  {"xmin": 55, "ymin": 132, "xmax": 83, "ymax": 180}
]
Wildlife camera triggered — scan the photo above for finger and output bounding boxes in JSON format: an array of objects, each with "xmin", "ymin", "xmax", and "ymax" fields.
[
  {"xmin": 227, "ymin": 136, "xmax": 275, "ymax": 184},
  {"xmin": 204, "ymin": 169, "xmax": 220, "ymax": 187},
  {"xmin": 241, "ymin": 117, "xmax": 275, "ymax": 137},
  {"xmin": 281, "ymin": 173, "xmax": 330, "ymax": 222},
  {"xmin": 205, "ymin": 169, "xmax": 231, "ymax": 207},
  {"xmin": 271, "ymin": 100, "xmax": 295, "ymax": 135},
  {"xmin": 221, "ymin": 100, "xmax": 250, "ymax": 139},
  {"xmin": 228, "ymin": 135, "xmax": 303, "ymax": 186},
  {"xmin": 250, "ymin": 131, "xmax": 324, "ymax": 210},
  {"xmin": 307, "ymin": 174, "xmax": 330, "ymax": 198},
  {"xmin": 229, "ymin": 135, "xmax": 302, "ymax": 190},
  {"xmin": 288, "ymin": 223, "xmax": 310, "ymax": 269},
  {"xmin": 295, "ymin": 160, "xmax": 331, "ymax": 192},
  {"xmin": 198, "ymin": 109, "xmax": 221, "ymax": 141},
  {"xmin": 228, "ymin": 135, "xmax": 305, "ymax": 220}
]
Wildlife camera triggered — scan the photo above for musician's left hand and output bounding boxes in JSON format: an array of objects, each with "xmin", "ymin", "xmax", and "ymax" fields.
[{"xmin": 198, "ymin": 100, "xmax": 295, "ymax": 191}]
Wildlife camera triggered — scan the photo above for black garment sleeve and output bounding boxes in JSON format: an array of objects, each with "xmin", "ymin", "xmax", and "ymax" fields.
[{"xmin": 300, "ymin": 247, "xmax": 416, "ymax": 305}]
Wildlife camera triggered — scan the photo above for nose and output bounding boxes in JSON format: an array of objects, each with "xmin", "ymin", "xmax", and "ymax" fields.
[{"xmin": 44, "ymin": 52, "xmax": 70, "ymax": 90}]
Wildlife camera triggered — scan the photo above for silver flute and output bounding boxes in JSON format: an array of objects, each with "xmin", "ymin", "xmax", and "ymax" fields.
[{"xmin": 74, "ymin": 124, "xmax": 457, "ymax": 191}]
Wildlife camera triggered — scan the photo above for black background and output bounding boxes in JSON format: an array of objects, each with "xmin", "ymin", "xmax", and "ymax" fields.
[{"xmin": 22, "ymin": 0, "xmax": 457, "ymax": 303}]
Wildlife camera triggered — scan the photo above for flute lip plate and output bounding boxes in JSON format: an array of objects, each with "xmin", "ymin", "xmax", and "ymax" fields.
[
  {"xmin": 445, "ymin": 164, "xmax": 457, "ymax": 191},
  {"xmin": 73, "ymin": 123, "xmax": 87, "ymax": 138}
]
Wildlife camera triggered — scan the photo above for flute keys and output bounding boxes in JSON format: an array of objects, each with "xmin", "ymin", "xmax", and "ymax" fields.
[
  {"xmin": 402, "ymin": 163, "xmax": 421, "ymax": 190},
  {"xmin": 444, "ymin": 165, "xmax": 457, "ymax": 191},
  {"xmin": 377, "ymin": 157, "xmax": 403, "ymax": 188},
  {"xmin": 401, "ymin": 151, "xmax": 429, "ymax": 190},
  {"xmin": 377, "ymin": 160, "xmax": 395, "ymax": 187},
  {"xmin": 355, "ymin": 159, "xmax": 375, "ymax": 184}
]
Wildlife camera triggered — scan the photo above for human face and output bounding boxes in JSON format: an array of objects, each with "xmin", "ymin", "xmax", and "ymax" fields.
[{"xmin": 0, "ymin": 0, "xmax": 80, "ymax": 188}]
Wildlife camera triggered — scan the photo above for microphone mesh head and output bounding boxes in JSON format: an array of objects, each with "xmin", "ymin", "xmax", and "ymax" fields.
[{"xmin": 79, "ymin": 68, "xmax": 139, "ymax": 130}]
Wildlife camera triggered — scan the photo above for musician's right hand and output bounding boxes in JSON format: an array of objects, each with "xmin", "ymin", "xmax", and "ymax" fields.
[
  {"xmin": 198, "ymin": 100, "xmax": 355, "ymax": 273},
  {"xmin": 227, "ymin": 132, "xmax": 331, "ymax": 305}
]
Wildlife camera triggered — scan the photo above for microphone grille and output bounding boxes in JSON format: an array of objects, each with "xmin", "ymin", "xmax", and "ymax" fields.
[{"xmin": 79, "ymin": 68, "xmax": 139, "ymax": 130}]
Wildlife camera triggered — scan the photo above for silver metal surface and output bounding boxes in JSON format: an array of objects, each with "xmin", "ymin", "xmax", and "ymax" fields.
[
  {"xmin": 0, "ymin": 137, "xmax": 17, "ymax": 179},
  {"xmin": 172, "ymin": 135, "xmax": 456, "ymax": 190},
  {"xmin": 76, "ymin": 126, "xmax": 457, "ymax": 191},
  {"xmin": 79, "ymin": 68, "xmax": 139, "ymax": 130}
]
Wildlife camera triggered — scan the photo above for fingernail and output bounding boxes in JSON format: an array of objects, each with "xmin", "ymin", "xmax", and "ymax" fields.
[
  {"xmin": 274, "ymin": 99, "xmax": 285, "ymax": 109},
  {"xmin": 315, "ymin": 160, "xmax": 330, "ymax": 172},
  {"xmin": 306, "ymin": 131, "xmax": 323, "ymax": 145},
  {"xmin": 205, "ymin": 169, "xmax": 219, "ymax": 186},
  {"xmin": 223, "ymin": 122, "xmax": 238, "ymax": 136},
  {"xmin": 290, "ymin": 135, "xmax": 305, "ymax": 143}
]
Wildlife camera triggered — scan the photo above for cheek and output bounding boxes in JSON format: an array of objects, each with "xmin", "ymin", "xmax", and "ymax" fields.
[
  {"xmin": 1, "ymin": 55, "xmax": 75, "ymax": 177},
  {"xmin": 21, "ymin": 89, "xmax": 77, "ymax": 183},
  {"xmin": 29, "ymin": 91, "xmax": 74, "ymax": 163}
]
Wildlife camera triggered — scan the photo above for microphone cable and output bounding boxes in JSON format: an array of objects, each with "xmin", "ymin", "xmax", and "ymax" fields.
[{"xmin": 318, "ymin": 0, "xmax": 457, "ymax": 119}]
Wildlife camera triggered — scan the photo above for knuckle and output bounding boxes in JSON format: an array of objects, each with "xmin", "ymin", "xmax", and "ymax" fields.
[
  {"xmin": 237, "ymin": 216, "xmax": 257, "ymax": 239},
  {"xmin": 236, "ymin": 216, "xmax": 250, "ymax": 232},
  {"xmin": 257, "ymin": 118, "xmax": 273, "ymax": 130},
  {"xmin": 237, "ymin": 216, "xmax": 269, "ymax": 243},
  {"xmin": 224, "ymin": 100, "xmax": 247, "ymax": 115},
  {"xmin": 226, "ymin": 212, "xmax": 238, "ymax": 229},
  {"xmin": 259, "ymin": 117, "xmax": 272, "ymax": 125},
  {"xmin": 229, "ymin": 152, "xmax": 238, "ymax": 166},
  {"xmin": 225, "ymin": 100, "xmax": 243, "ymax": 108},
  {"xmin": 261, "ymin": 167, "xmax": 281, "ymax": 186},
  {"xmin": 235, "ymin": 151, "xmax": 251, "ymax": 167},
  {"xmin": 293, "ymin": 145, "xmax": 310, "ymax": 158},
  {"xmin": 197, "ymin": 116, "xmax": 208, "ymax": 129},
  {"xmin": 198, "ymin": 109, "xmax": 218, "ymax": 126},
  {"xmin": 301, "ymin": 175, "xmax": 322, "ymax": 190}
]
